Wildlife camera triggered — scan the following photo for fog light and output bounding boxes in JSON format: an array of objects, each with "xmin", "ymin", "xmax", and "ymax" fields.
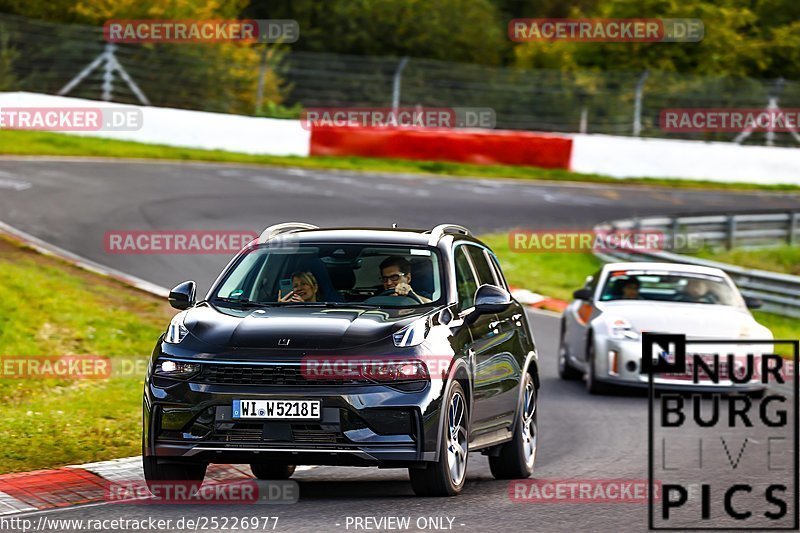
[
  {"xmin": 608, "ymin": 350, "xmax": 619, "ymax": 376},
  {"xmin": 626, "ymin": 361, "xmax": 638, "ymax": 373}
]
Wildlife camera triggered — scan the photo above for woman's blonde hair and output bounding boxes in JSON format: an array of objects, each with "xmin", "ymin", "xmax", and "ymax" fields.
[{"xmin": 291, "ymin": 271, "xmax": 319, "ymax": 300}]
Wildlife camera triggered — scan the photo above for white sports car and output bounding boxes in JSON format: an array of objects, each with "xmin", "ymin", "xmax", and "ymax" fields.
[{"xmin": 558, "ymin": 262, "xmax": 773, "ymax": 394}]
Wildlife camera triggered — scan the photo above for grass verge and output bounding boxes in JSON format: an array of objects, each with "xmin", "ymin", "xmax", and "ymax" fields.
[
  {"xmin": 693, "ymin": 245, "xmax": 800, "ymax": 276},
  {"xmin": 2, "ymin": 129, "xmax": 800, "ymax": 192},
  {"xmin": 0, "ymin": 233, "xmax": 173, "ymax": 474}
]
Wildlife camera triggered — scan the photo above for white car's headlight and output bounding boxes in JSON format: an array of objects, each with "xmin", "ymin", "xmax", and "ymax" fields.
[
  {"xmin": 606, "ymin": 316, "xmax": 639, "ymax": 340},
  {"xmin": 164, "ymin": 313, "xmax": 189, "ymax": 344},
  {"xmin": 393, "ymin": 320, "xmax": 428, "ymax": 347}
]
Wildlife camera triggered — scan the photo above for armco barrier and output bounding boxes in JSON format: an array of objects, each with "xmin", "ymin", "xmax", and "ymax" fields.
[{"xmin": 310, "ymin": 126, "xmax": 573, "ymax": 169}]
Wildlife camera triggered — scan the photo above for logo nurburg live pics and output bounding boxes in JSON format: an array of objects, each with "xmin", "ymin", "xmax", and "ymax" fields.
[{"xmin": 644, "ymin": 332, "xmax": 799, "ymax": 530}]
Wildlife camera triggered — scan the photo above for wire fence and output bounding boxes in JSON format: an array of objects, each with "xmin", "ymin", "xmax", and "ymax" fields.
[{"xmin": 1, "ymin": 13, "xmax": 799, "ymax": 146}]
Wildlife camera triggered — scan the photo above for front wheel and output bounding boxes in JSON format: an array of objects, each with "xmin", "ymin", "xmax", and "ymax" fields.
[
  {"xmin": 489, "ymin": 373, "xmax": 538, "ymax": 479},
  {"xmin": 585, "ymin": 337, "xmax": 609, "ymax": 395},
  {"xmin": 558, "ymin": 336, "xmax": 582, "ymax": 380},
  {"xmin": 409, "ymin": 381, "xmax": 469, "ymax": 497},
  {"xmin": 142, "ymin": 456, "xmax": 207, "ymax": 490}
]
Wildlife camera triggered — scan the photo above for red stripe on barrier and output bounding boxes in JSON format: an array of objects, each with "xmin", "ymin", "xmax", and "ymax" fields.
[{"xmin": 310, "ymin": 126, "xmax": 573, "ymax": 169}]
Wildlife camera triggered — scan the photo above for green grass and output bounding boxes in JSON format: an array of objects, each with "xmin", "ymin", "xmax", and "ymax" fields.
[
  {"xmin": 694, "ymin": 245, "xmax": 800, "ymax": 276},
  {"xmin": 483, "ymin": 233, "xmax": 799, "ymax": 346},
  {"xmin": 480, "ymin": 233, "xmax": 603, "ymax": 301},
  {"xmin": 0, "ymin": 234, "xmax": 174, "ymax": 474},
  {"xmin": 3, "ymin": 129, "xmax": 800, "ymax": 192}
]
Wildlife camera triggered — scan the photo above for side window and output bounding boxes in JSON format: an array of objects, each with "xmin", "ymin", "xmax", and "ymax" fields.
[
  {"xmin": 466, "ymin": 245, "xmax": 498, "ymax": 287},
  {"xmin": 487, "ymin": 252, "xmax": 509, "ymax": 290},
  {"xmin": 454, "ymin": 246, "xmax": 478, "ymax": 311}
]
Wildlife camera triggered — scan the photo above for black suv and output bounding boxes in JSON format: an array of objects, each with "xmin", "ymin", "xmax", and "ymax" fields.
[{"xmin": 143, "ymin": 223, "xmax": 539, "ymax": 496}]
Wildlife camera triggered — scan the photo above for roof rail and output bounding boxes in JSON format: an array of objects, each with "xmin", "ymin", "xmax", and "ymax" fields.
[
  {"xmin": 425, "ymin": 224, "xmax": 470, "ymax": 245},
  {"xmin": 257, "ymin": 222, "xmax": 319, "ymax": 244}
]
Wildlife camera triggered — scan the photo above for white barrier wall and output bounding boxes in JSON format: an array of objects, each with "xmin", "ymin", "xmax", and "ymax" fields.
[
  {"xmin": 2, "ymin": 92, "xmax": 800, "ymax": 184},
  {"xmin": 0, "ymin": 92, "xmax": 310, "ymax": 157},
  {"xmin": 571, "ymin": 134, "xmax": 800, "ymax": 185}
]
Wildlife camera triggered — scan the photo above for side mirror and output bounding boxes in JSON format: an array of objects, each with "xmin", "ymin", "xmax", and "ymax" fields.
[
  {"xmin": 573, "ymin": 288, "xmax": 593, "ymax": 301},
  {"xmin": 169, "ymin": 281, "xmax": 196, "ymax": 310},
  {"xmin": 744, "ymin": 296, "xmax": 763, "ymax": 309},
  {"xmin": 473, "ymin": 284, "xmax": 512, "ymax": 315}
]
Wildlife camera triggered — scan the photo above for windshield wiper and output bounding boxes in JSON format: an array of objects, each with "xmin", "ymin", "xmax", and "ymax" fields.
[
  {"xmin": 214, "ymin": 297, "xmax": 269, "ymax": 308},
  {"xmin": 271, "ymin": 301, "xmax": 376, "ymax": 309}
]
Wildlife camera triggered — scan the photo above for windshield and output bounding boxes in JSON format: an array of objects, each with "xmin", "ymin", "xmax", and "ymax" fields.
[
  {"xmin": 213, "ymin": 242, "xmax": 444, "ymax": 308},
  {"xmin": 599, "ymin": 270, "xmax": 742, "ymax": 307}
]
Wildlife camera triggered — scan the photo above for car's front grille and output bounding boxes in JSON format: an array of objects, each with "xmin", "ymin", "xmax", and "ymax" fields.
[
  {"xmin": 196, "ymin": 364, "xmax": 364, "ymax": 386},
  {"xmin": 292, "ymin": 429, "xmax": 339, "ymax": 444},
  {"xmin": 211, "ymin": 422, "xmax": 342, "ymax": 444}
]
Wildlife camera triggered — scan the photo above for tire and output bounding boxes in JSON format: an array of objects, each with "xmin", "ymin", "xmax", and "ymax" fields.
[
  {"xmin": 489, "ymin": 373, "xmax": 538, "ymax": 479},
  {"xmin": 142, "ymin": 455, "xmax": 207, "ymax": 491},
  {"xmin": 409, "ymin": 381, "xmax": 469, "ymax": 497},
  {"xmin": 250, "ymin": 463, "xmax": 296, "ymax": 480},
  {"xmin": 585, "ymin": 336, "xmax": 609, "ymax": 395},
  {"xmin": 558, "ymin": 327, "xmax": 582, "ymax": 380}
]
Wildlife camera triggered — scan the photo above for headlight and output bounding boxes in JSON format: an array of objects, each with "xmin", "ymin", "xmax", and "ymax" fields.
[
  {"xmin": 155, "ymin": 359, "xmax": 200, "ymax": 377},
  {"xmin": 361, "ymin": 360, "xmax": 429, "ymax": 381},
  {"xmin": 164, "ymin": 313, "xmax": 188, "ymax": 344},
  {"xmin": 393, "ymin": 320, "xmax": 428, "ymax": 347},
  {"xmin": 606, "ymin": 317, "xmax": 639, "ymax": 340}
]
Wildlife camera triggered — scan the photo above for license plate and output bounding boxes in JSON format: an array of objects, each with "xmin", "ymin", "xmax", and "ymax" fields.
[{"xmin": 232, "ymin": 399, "xmax": 321, "ymax": 420}]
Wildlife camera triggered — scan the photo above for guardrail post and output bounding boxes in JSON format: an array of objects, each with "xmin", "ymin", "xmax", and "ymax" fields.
[
  {"xmin": 725, "ymin": 215, "xmax": 737, "ymax": 250},
  {"xmin": 391, "ymin": 57, "xmax": 409, "ymax": 112},
  {"xmin": 790, "ymin": 212, "xmax": 799, "ymax": 246},
  {"xmin": 632, "ymin": 71, "xmax": 649, "ymax": 137},
  {"xmin": 671, "ymin": 217, "xmax": 680, "ymax": 252}
]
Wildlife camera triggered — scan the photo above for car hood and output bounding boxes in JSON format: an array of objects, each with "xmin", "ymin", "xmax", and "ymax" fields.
[
  {"xmin": 597, "ymin": 301, "xmax": 768, "ymax": 338},
  {"xmin": 183, "ymin": 304, "xmax": 427, "ymax": 350}
]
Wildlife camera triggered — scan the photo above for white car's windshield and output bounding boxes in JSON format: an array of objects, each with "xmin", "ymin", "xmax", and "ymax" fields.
[
  {"xmin": 599, "ymin": 270, "xmax": 741, "ymax": 306},
  {"xmin": 214, "ymin": 243, "xmax": 444, "ymax": 308}
]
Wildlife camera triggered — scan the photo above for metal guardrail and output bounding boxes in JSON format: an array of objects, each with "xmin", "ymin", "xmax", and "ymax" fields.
[{"xmin": 593, "ymin": 211, "xmax": 800, "ymax": 318}]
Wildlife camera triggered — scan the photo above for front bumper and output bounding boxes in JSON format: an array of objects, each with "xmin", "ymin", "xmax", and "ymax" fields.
[
  {"xmin": 597, "ymin": 338, "xmax": 770, "ymax": 392},
  {"xmin": 143, "ymin": 377, "xmax": 442, "ymax": 466}
]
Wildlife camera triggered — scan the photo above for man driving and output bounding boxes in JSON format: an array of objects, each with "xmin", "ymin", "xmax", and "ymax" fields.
[
  {"xmin": 379, "ymin": 256, "xmax": 431, "ymax": 303},
  {"xmin": 683, "ymin": 278, "xmax": 715, "ymax": 303}
]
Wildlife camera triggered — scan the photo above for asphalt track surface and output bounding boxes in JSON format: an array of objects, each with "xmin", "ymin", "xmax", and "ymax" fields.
[
  {"xmin": 1, "ymin": 158, "xmax": 798, "ymax": 532},
  {"xmin": 1, "ymin": 157, "xmax": 799, "ymax": 293}
]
